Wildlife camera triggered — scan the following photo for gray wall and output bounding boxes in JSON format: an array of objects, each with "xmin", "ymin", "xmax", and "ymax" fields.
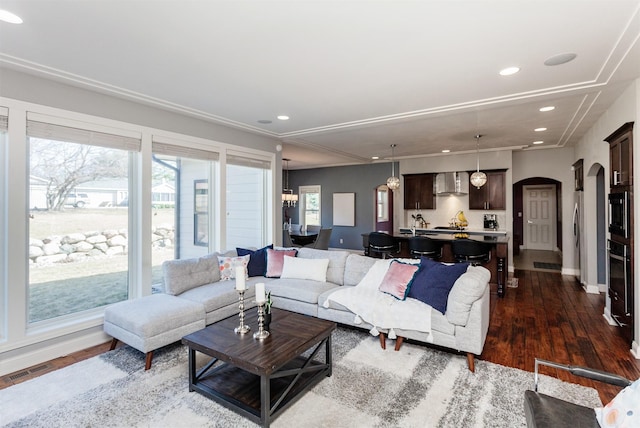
[
  {"xmin": 0, "ymin": 68, "xmax": 280, "ymax": 153},
  {"xmin": 288, "ymin": 162, "xmax": 397, "ymax": 250}
]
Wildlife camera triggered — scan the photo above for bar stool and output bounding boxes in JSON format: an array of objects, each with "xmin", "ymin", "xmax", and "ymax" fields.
[
  {"xmin": 368, "ymin": 232, "xmax": 398, "ymax": 259},
  {"xmin": 451, "ymin": 238, "xmax": 491, "ymax": 266},
  {"xmin": 408, "ymin": 236, "xmax": 443, "ymax": 260}
]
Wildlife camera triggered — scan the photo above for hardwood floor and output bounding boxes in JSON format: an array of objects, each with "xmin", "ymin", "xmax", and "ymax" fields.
[
  {"xmin": 483, "ymin": 268, "xmax": 640, "ymax": 403},
  {"xmin": 2, "ymin": 268, "xmax": 639, "ymax": 404}
]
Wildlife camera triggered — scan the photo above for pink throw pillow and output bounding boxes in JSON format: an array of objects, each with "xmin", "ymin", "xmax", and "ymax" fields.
[
  {"xmin": 378, "ymin": 260, "xmax": 419, "ymax": 300},
  {"xmin": 265, "ymin": 249, "xmax": 298, "ymax": 278}
]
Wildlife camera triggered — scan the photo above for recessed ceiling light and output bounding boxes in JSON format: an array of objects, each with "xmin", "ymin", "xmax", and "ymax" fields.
[
  {"xmin": 0, "ymin": 9, "xmax": 23, "ymax": 24},
  {"xmin": 533, "ymin": 141, "xmax": 544, "ymax": 145},
  {"xmin": 499, "ymin": 66, "xmax": 520, "ymax": 76},
  {"xmin": 441, "ymin": 149, "xmax": 450, "ymax": 153},
  {"xmin": 539, "ymin": 106, "xmax": 555, "ymax": 112},
  {"xmin": 544, "ymin": 53, "xmax": 577, "ymax": 66},
  {"xmin": 534, "ymin": 127, "xmax": 547, "ymax": 132},
  {"xmin": 277, "ymin": 115, "xmax": 290, "ymax": 121},
  {"xmin": 371, "ymin": 156, "xmax": 379, "ymax": 160},
  {"xmin": 257, "ymin": 119, "xmax": 272, "ymax": 124}
]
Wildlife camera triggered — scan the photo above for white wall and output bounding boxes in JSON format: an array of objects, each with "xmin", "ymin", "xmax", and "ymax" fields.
[
  {"xmin": 574, "ymin": 79, "xmax": 640, "ymax": 356},
  {"xmin": 512, "ymin": 147, "xmax": 575, "ymax": 272}
]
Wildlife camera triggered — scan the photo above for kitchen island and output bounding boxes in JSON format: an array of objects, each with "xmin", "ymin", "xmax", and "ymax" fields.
[{"xmin": 392, "ymin": 229, "xmax": 509, "ymax": 297}]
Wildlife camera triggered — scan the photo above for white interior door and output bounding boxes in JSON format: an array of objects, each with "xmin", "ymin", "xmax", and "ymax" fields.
[{"xmin": 524, "ymin": 185, "xmax": 556, "ymax": 250}]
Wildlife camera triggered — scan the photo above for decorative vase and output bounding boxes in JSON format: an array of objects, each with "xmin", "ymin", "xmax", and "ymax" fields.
[{"xmin": 264, "ymin": 312, "xmax": 272, "ymax": 331}]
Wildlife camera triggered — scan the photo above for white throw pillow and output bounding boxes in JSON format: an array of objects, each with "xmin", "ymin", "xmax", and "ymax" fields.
[
  {"xmin": 280, "ymin": 255, "xmax": 329, "ymax": 282},
  {"xmin": 354, "ymin": 259, "xmax": 392, "ymax": 290}
]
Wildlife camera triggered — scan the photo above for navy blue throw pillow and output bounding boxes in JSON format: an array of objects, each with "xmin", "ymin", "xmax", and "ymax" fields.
[
  {"xmin": 407, "ymin": 257, "xmax": 469, "ymax": 314},
  {"xmin": 236, "ymin": 245, "xmax": 273, "ymax": 277}
]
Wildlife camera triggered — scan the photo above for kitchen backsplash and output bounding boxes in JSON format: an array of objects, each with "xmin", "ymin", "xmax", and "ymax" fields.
[{"xmin": 402, "ymin": 196, "xmax": 507, "ymax": 230}]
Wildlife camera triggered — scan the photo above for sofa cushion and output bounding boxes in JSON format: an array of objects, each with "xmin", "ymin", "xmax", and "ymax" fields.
[
  {"xmin": 343, "ymin": 254, "xmax": 377, "ymax": 286},
  {"xmin": 268, "ymin": 278, "xmax": 338, "ymax": 304},
  {"xmin": 408, "ymin": 258, "xmax": 469, "ymax": 314},
  {"xmin": 265, "ymin": 249, "xmax": 298, "ymax": 278},
  {"xmin": 296, "ymin": 248, "xmax": 350, "ymax": 285},
  {"xmin": 378, "ymin": 260, "xmax": 419, "ymax": 300},
  {"xmin": 446, "ymin": 265, "xmax": 490, "ymax": 326},
  {"xmin": 162, "ymin": 253, "xmax": 220, "ymax": 296},
  {"xmin": 281, "ymin": 255, "xmax": 330, "ymax": 282},
  {"xmin": 218, "ymin": 254, "xmax": 250, "ymax": 281},
  {"xmin": 237, "ymin": 245, "xmax": 273, "ymax": 277},
  {"xmin": 178, "ymin": 277, "xmax": 268, "ymax": 313}
]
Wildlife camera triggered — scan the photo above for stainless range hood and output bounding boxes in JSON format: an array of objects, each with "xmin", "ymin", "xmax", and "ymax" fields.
[{"xmin": 435, "ymin": 171, "xmax": 469, "ymax": 196}]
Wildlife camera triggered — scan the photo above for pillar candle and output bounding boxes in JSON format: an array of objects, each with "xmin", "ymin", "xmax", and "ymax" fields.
[
  {"xmin": 255, "ymin": 282, "xmax": 266, "ymax": 303},
  {"xmin": 235, "ymin": 266, "xmax": 246, "ymax": 291}
]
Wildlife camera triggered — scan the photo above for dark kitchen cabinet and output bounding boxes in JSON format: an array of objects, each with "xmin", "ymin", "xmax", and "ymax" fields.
[
  {"xmin": 573, "ymin": 159, "xmax": 584, "ymax": 191},
  {"xmin": 403, "ymin": 173, "xmax": 436, "ymax": 210},
  {"xmin": 468, "ymin": 169, "xmax": 506, "ymax": 210},
  {"xmin": 605, "ymin": 122, "xmax": 633, "ymax": 187}
]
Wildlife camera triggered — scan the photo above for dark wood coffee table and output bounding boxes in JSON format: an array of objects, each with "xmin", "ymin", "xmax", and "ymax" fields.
[{"xmin": 182, "ymin": 308, "xmax": 336, "ymax": 427}]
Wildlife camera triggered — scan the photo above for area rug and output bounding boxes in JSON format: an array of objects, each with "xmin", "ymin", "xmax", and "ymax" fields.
[
  {"xmin": 533, "ymin": 262, "xmax": 562, "ymax": 271},
  {"xmin": 1, "ymin": 327, "xmax": 601, "ymax": 427}
]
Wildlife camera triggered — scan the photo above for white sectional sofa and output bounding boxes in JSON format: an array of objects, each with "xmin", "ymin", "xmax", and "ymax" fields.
[{"xmin": 104, "ymin": 247, "xmax": 491, "ymax": 371}]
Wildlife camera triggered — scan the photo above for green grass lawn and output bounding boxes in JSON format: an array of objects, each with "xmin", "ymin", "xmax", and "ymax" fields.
[{"xmin": 27, "ymin": 208, "xmax": 175, "ymax": 323}]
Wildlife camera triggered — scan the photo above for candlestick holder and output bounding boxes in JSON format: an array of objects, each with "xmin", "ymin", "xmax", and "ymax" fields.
[
  {"xmin": 234, "ymin": 290, "xmax": 251, "ymax": 335},
  {"xmin": 253, "ymin": 301, "xmax": 270, "ymax": 340}
]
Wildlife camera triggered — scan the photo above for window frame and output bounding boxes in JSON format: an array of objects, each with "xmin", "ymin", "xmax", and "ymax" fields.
[{"xmin": 299, "ymin": 185, "xmax": 321, "ymax": 227}]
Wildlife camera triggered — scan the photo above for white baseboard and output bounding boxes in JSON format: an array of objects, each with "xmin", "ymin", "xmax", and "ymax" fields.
[
  {"xmin": 0, "ymin": 329, "xmax": 110, "ymax": 377},
  {"xmin": 602, "ymin": 309, "xmax": 618, "ymax": 326},
  {"xmin": 583, "ymin": 283, "xmax": 600, "ymax": 294}
]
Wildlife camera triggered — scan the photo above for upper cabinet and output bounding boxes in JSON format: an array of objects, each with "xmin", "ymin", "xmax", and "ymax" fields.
[
  {"xmin": 403, "ymin": 173, "xmax": 436, "ymax": 210},
  {"xmin": 468, "ymin": 169, "xmax": 507, "ymax": 210},
  {"xmin": 573, "ymin": 159, "xmax": 584, "ymax": 191},
  {"xmin": 605, "ymin": 122, "xmax": 634, "ymax": 188}
]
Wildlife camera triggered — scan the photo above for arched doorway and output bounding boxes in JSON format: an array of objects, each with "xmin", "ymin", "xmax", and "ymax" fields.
[
  {"xmin": 512, "ymin": 177, "xmax": 563, "ymax": 271},
  {"xmin": 374, "ymin": 184, "xmax": 393, "ymax": 233}
]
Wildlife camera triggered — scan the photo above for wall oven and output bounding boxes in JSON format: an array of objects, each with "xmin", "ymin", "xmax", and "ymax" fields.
[
  {"xmin": 608, "ymin": 191, "xmax": 629, "ymax": 239},
  {"xmin": 608, "ymin": 239, "xmax": 632, "ymax": 327}
]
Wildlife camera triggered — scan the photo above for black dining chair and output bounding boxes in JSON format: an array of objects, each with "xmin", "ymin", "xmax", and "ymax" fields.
[
  {"xmin": 408, "ymin": 236, "xmax": 442, "ymax": 260},
  {"xmin": 451, "ymin": 238, "xmax": 491, "ymax": 265},
  {"xmin": 368, "ymin": 232, "xmax": 398, "ymax": 259}
]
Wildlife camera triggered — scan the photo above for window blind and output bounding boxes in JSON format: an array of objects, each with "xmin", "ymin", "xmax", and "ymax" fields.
[
  {"xmin": 152, "ymin": 141, "xmax": 220, "ymax": 161},
  {"xmin": 227, "ymin": 154, "xmax": 271, "ymax": 170},
  {"xmin": 26, "ymin": 120, "xmax": 141, "ymax": 152}
]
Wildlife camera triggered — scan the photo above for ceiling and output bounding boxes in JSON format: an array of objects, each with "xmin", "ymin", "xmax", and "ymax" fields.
[{"xmin": 1, "ymin": 1, "xmax": 639, "ymax": 169}]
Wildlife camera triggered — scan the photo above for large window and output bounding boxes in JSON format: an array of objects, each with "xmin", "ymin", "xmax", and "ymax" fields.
[
  {"xmin": 226, "ymin": 154, "xmax": 271, "ymax": 249},
  {"xmin": 151, "ymin": 140, "xmax": 218, "ymax": 290},
  {"xmin": 27, "ymin": 119, "xmax": 140, "ymax": 323},
  {"xmin": 299, "ymin": 185, "xmax": 321, "ymax": 227}
]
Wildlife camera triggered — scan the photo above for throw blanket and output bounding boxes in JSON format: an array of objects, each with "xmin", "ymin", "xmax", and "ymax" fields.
[{"xmin": 324, "ymin": 259, "xmax": 433, "ymax": 341}]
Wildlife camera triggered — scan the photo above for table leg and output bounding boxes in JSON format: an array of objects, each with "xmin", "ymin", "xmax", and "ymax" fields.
[
  {"xmin": 261, "ymin": 374, "xmax": 271, "ymax": 427},
  {"xmin": 326, "ymin": 334, "xmax": 333, "ymax": 377},
  {"xmin": 188, "ymin": 347, "xmax": 196, "ymax": 392}
]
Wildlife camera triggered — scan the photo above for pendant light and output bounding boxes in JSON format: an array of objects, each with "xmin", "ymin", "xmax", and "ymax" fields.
[
  {"xmin": 470, "ymin": 135, "xmax": 487, "ymax": 189},
  {"xmin": 282, "ymin": 158, "xmax": 298, "ymax": 207},
  {"xmin": 386, "ymin": 144, "xmax": 400, "ymax": 190}
]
